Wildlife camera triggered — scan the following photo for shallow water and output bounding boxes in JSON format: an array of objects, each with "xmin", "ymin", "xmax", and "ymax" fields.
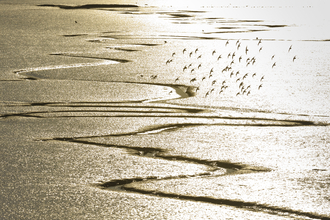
[{"xmin": 1, "ymin": 1, "xmax": 330, "ymax": 219}]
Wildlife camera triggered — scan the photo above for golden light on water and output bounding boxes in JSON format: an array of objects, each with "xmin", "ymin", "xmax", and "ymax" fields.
[{"xmin": 1, "ymin": 0, "xmax": 330, "ymax": 219}]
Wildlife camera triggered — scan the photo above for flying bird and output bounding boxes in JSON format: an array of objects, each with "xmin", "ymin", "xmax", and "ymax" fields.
[
  {"xmin": 293, "ymin": 56, "xmax": 297, "ymax": 62},
  {"xmin": 190, "ymin": 78, "xmax": 197, "ymax": 83}
]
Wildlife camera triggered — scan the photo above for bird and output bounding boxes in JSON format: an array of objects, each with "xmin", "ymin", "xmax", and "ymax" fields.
[
  {"xmin": 191, "ymin": 69, "xmax": 195, "ymax": 73},
  {"xmin": 293, "ymin": 56, "xmax": 297, "ymax": 62},
  {"xmin": 258, "ymin": 39, "xmax": 262, "ymax": 45},
  {"xmin": 260, "ymin": 76, "xmax": 264, "ymax": 81},
  {"xmin": 183, "ymin": 48, "xmax": 187, "ymax": 54},
  {"xmin": 172, "ymin": 52, "xmax": 176, "ymax": 57},
  {"xmin": 225, "ymin": 40, "xmax": 229, "ymax": 46},
  {"xmin": 190, "ymin": 78, "xmax": 197, "ymax": 83},
  {"xmin": 236, "ymin": 39, "xmax": 240, "ymax": 45},
  {"xmin": 271, "ymin": 55, "xmax": 275, "ymax": 60},
  {"xmin": 245, "ymin": 46, "xmax": 249, "ymax": 54},
  {"xmin": 189, "ymin": 52, "xmax": 193, "ymax": 57},
  {"xmin": 217, "ymin": 55, "xmax": 222, "ymax": 60},
  {"xmin": 212, "ymin": 80, "xmax": 217, "ymax": 85},
  {"xmin": 272, "ymin": 62, "xmax": 276, "ymax": 68},
  {"xmin": 238, "ymin": 56, "xmax": 242, "ymax": 62},
  {"xmin": 183, "ymin": 66, "xmax": 187, "ymax": 71},
  {"xmin": 210, "ymin": 68, "xmax": 214, "ymax": 74},
  {"xmin": 288, "ymin": 45, "xmax": 292, "ymax": 52},
  {"xmin": 166, "ymin": 59, "xmax": 172, "ymax": 64},
  {"xmin": 237, "ymin": 43, "xmax": 241, "ymax": 50},
  {"xmin": 197, "ymin": 55, "xmax": 202, "ymax": 59},
  {"xmin": 259, "ymin": 47, "xmax": 263, "ymax": 52},
  {"xmin": 252, "ymin": 73, "xmax": 257, "ymax": 78},
  {"xmin": 212, "ymin": 50, "xmax": 216, "ymax": 55},
  {"xmin": 198, "ymin": 64, "xmax": 202, "ymax": 69},
  {"xmin": 75, "ymin": 20, "xmax": 78, "ymax": 23},
  {"xmin": 195, "ymin": 48, "xmax": 199, "ymax": 53},
  {"xmin": 175, "ymin": 77, "xmax": 180, "ymax": 82},
  {"xmin": 258, "ymin": 84, "xmax": 263, "ymax": 90}
]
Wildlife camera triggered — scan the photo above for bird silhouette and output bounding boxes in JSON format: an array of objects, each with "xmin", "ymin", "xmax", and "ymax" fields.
[
  {"xmin": 190, "ymin": 78, "xmax": 197, "ymax": 83},
  {"xmin": 293, "ymin": 56, "xmax": 297, "ymax": 62}
]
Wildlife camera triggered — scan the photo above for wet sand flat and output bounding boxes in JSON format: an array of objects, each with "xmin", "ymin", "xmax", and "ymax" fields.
[{"xmin": 1, "ymin": 1, "xmax": 330, "ymax": 219}]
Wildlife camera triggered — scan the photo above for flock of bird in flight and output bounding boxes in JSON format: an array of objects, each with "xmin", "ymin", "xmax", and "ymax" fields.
[{"xmin": 162, "ymin": 39, "xmax": 297, "ymax": 98}]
